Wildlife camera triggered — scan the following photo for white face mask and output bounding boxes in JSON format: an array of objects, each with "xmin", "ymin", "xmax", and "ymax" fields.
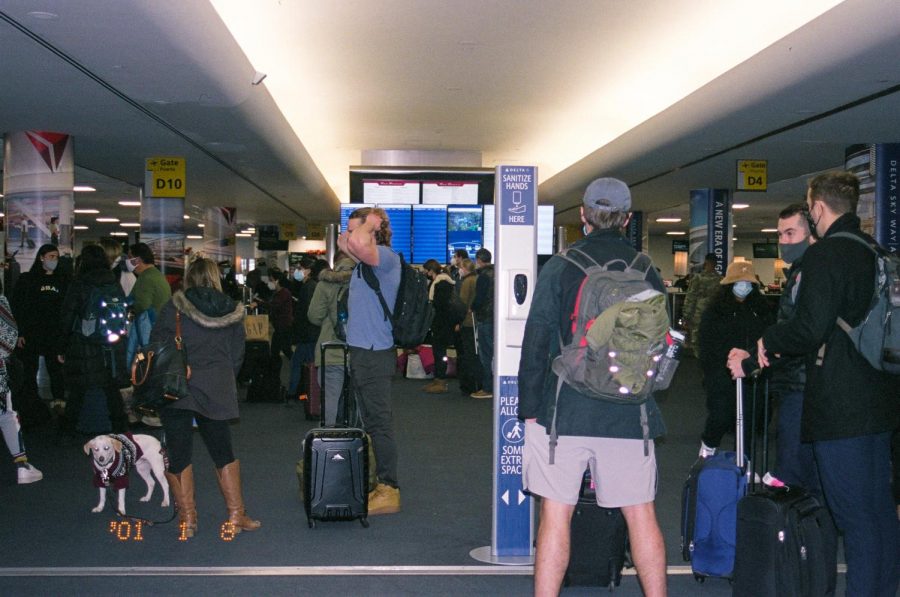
[
  {"xmin": 733, "ymin": 281, "xmax": 753, "ymax": 299},
  {"xmin": 125, "ymin": 257, "xmax": 138, "ymax": 272},
  {"xmin": 267, "ymin": 281, "xmax": 277, "ymax": 291}
]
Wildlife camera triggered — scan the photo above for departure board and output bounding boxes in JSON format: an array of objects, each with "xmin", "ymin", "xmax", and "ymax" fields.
[
  {"xmin": 340, "ymin": 204, "xmax": 356, "ymax": 232},
  {"xmin": 412, "ymin": 205, "xmax": 447, "ymax": 264},
  {"xmin": 447, "ymin": 205, "xmax": 483, "ymax": 261},
  {"xmin": 378, "ymin": 204, "xmax": 412, "ymax": 260}
]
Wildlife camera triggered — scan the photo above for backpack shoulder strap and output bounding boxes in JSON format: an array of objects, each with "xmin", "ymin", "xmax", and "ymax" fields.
[
  {"xmin": 359, "ymin": 252, "xmax": 400, "ymax": 324},
  {"xmin": 830, "ymin": 231, "xmax": 882, "ymax": 255},
  {"xmin": 558, "ymin": 247, "xmax": 600, "ymax": 275}
]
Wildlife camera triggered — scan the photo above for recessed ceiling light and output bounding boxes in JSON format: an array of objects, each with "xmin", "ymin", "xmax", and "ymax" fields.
[
  {"xmin": 666, "ymin": 231, "xmax": 686, "ymax": 236},
  {"xmin": 197, "ymin": 224, "xmax": 205, "ymax": 228},
  {"xmin": 118, "ymin": 201, "xmax": 142, "ymax": 207},
  {"xmin": 733, "ymin": 224, "xmax": 738, "ymax": 228},
  {"xmin": 183, "ymin": 214, "xmax": 190, "ymax": 220},
  {"xmin": 0, "ymin": 212, "xmax": 5, "ymax": 217},
  {"xmin": 655, "ymin": 217, "xmax": 682, "ymax": 223},
  {"xmin": 733, "ymin": 237, "xmax": 738, "ymax": 241},
  {"xmin": 26, "ymin": 11, "xmax": 58, "ymax": 20},
  {"xmin": 96, "ymin": 217, "xmax": 120, "ymax": 223},
  {"xmin": 761, "ymin": 228, "xmax": 777, "ymax": 233},
  {"xmin": 733, "ymin": 203, "xmax": 750, "ymax": 209},
  {"xmin": 73, "ymin": 185, "xmax": 96, "ymax": 192},
  {"xmin": 109, "ymin": 232, "xmax": 128, "ymax": 237},
  {"xmin": 186, "ymin": 235, "xmax": 203, "ymax": 239},
  {"xmin": 236, "ymin": 233, "xmax": 252, "ymax": 237},
  {"xmin": 119, "ymin": 223, "xmax": 140, "ymax": 228},
  {"xmin": 74, "ymin": 225, "xmax": 89, "ymax": 230},
  {"xmin": 74, "ymin": 209, "xmax": 100, "ymax": 214}
]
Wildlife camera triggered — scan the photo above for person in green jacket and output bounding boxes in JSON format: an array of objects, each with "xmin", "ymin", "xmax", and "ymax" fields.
[
  {"xmin": 682, "ymin": 253, "xmax": 722, "ymax": 358},
  {"xmin": 306, "ymin": 253, "xmax": 355, "ymax": 426},
  {"xmin": 127, "ymin": 243, "xmax": 172, "ymax": 316}
]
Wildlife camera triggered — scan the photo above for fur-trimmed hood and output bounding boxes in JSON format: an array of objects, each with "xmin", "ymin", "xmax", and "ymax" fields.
[
  {"xmin": 317, "ymin": 257, "xmax": 355, "ymax": 285},
  {"xmin": 173, "ymin": 288, "xmax": 244, "ymax": 329}
]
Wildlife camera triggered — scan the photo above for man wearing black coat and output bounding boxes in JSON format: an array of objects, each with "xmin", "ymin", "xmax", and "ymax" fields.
[{"xmin": 758, "ymin": 171, "xmax": 899, "ymax": 597}]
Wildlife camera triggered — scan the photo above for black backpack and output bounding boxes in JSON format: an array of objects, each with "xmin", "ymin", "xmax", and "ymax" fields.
[
  {"xmin": 333, "ymin": 283, "xmax": 349, "ymax": 342},
  {"xmin": 77, "ymin": 282, "xmax": 131, "ymax": 344},
  {"xmin": 362, "ymin": 253, "xmax": 434, "ymax": 349}
]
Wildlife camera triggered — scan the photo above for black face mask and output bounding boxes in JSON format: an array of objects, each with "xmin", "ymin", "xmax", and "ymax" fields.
[{"xmin": 803, "ymin": 205, "xmax": 820, "ymax": 240}]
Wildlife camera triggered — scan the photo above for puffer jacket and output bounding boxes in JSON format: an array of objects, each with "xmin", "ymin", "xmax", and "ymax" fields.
[
  {"xmin": 308, "ymin": 257, "xmax": 355, "ymax": 367},
  {"xmin": 150, "ymin": 288, "xmax": 245, "ymax": 420}
]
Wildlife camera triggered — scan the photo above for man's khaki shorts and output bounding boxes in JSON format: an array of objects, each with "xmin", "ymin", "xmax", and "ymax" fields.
[{"xmin": 522, "ymin": 420, "xmax": 657, "ymax": 507}]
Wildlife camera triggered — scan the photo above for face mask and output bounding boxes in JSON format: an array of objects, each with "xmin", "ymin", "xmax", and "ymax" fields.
[
  {"xmin": 293, "ymin": 269, "xmax": 304, "ymax": 282},
  {"xmin": 267, "ymin": 281, "xmax": 277, "ymax": 291},
  {"xmin": 583, "ymin": 224, "xmax": 590, "ymax": 236},
  {"xmin": 43, "ymin": 259, "xmax": 58, "ymax": 272},
  {"xmin": 733, "ymin": 281, "xmax": 753, "ymax": 299},
  {"xmin": 779, "ymin": 237, "xmax": 809, "ymax": 264},
  {"xmin": 223, "ymin": 267, "xmax": 231, "ymax": 275},
  {"xmin": 804, "ymin": 205, "xmax": 821, "ymax": 240},
  {"xmin": 125, "ymin": 258, "xmax": 138, "ymax": 272}
]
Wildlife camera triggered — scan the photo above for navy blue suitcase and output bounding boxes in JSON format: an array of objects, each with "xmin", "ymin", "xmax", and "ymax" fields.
[{"xmin": 681, "ymin": 379, "xmax": 749, "ymax": 580}]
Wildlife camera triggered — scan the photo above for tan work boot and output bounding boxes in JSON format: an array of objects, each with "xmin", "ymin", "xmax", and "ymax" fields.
[
  {"xmin": 424, "ymin": 379, "xmax": 448, "ymax": 394},
  {"xmin": 165, "ymin": 465, "xmax": 198, "ymax": 537},
  {"xmin": 215, "ymin": 460, "xmax": 261, "ymax": 534},
  {"xmin": 368, "ymin": 482, "xmax": 401, "ymax": 515}
]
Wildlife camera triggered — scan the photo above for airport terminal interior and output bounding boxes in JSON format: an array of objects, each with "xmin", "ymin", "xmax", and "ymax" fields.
[{"xmin": 1, "ymin": 0, "xmax": 898, "ymax": 595}]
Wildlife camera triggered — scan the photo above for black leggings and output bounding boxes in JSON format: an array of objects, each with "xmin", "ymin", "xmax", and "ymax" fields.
[{"xmin": 161, "ymin": 408, "xmax": 235, "ymax": 473}]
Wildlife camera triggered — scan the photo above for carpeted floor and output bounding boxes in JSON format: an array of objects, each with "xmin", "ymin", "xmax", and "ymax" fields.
[{"xmin": 0, "ymin": 356, "xmax": 845, "ymax": 595}]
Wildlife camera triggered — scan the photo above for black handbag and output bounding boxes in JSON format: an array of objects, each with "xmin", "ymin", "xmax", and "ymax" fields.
[{"xmin": 131, "ymin": 311, "xmax": 191, "ymax": 413}]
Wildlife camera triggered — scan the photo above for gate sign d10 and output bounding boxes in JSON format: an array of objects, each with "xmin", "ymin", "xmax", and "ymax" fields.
[
  {"xmin": 736, "ymin": 159, "xmax": 767, "ymax": 192},
  {"xmin": 146, "ymin": 157, "xmax": 186, "ymax": 197}
]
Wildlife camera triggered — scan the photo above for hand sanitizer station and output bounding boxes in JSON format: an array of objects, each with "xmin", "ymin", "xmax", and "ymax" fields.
[{"xmin": 471, "ymin": 165, "xmax": 537, "ymax": 565}]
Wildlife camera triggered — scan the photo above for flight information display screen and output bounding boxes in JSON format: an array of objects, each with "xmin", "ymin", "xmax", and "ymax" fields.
[
  {"xmin": 340, "ymin": 204, "xmax": 356, "ymax": 232},
  {"xmin": 421, "ymin": 181, "xmax": 479, "ymax": 205},
  {"xmin": 447, "ymin": 205, "xmax": 483, "ymax": 261},
  {"xmin": 378, "ymin": 204, "xmax": 412, "ymax": 260},
  {"xmin": 363, "ymin": 180, "xmax": 419, "ymax": 204},
  {"xmin": 412, "ymin": 205, "xmax": 447, "ymax": 264}
]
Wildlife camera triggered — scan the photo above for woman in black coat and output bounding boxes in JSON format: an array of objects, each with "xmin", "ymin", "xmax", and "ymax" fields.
[
  {"xmin": 698, "ymin": 261, "xmax": 773, "ymax": 458},
  {"xmin": 151, "ymin": 258, "xmax": 258, "ymax": 538},
  {"xmin": 57, "ymin": 245, "xmax": 128, "ymax": 433}
]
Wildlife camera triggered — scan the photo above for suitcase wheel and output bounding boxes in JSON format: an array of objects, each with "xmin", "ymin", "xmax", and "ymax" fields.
[
  {"xmin": 360, "ymin": 517, "xmax": 369, "ymax": 529},
  {"xmin": 308, "ymin": 519, "xmax": 316, "ymax": 529},
  {"xmin": 693, "ymin": 573, "xmax": 705, "ymax": 584}
]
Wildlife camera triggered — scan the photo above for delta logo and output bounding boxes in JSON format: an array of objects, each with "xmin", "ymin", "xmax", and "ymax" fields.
[{"xmin": 25, "ymin": 131, "xmax": 70, "ymax": 172}]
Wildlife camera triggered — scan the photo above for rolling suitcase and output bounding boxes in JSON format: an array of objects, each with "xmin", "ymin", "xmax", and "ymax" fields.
[
  {"xmin": 681, "ymin": 378, "xmax": 749, "ymax": 581},
  {"xmin": 238, "ymin": 339, "xmax": 269, "ymax": 384},
  {"xmin": 564, "ymin": 470, "xmax": 629, "ymax": 589},
  {"xmin": 246, "ymin": 348, "xmax": 285, "ymax": 403},
  {"xmin": 302, "ymin": 362, "xmax": 321, "ymax": 420},
  {"xmin": 302, "ymin": 341, "xmax": 369, "ymax": 528},
  {"xmin": 733, "ymin": 375, "xmax": 837, "ymax": 597}
]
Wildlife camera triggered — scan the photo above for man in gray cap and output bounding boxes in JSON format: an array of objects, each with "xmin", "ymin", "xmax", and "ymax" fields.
[{"xmin": 518, "ymin": 177, "xmax": 667, "ymax": 596}]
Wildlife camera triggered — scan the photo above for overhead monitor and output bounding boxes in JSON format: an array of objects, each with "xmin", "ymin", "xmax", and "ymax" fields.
[
  {"xmin": 447, "ymin": 205, "xmax": 483, "ymax": 261},
  {"xmin": 422, "ymin": 180, "xmax": 479, "ymax": 205},
  {"xmin": 340, "ymin": 203, "xmax": 356, "ymax": 232},
  {"xmin": 363, "ymin": 179, "xmax": 419, "ymax": 205},
  {"xmin": 752, "ymin": 242, "xmax": 779, "ymax": 259},
  {"xmin": 412, "ymin": 204, "xmax": 448, "ymax": 264},
  {"xmin": 378, "ymin": 204, "xmax": 412, "ymax": 260},
  {"xmin": 537, "ymin": 205, "xmax": 554, "ymax": 255},
  {"xmin": 482, "ymin": 204, "xmax": 495, "ymax": 255}
]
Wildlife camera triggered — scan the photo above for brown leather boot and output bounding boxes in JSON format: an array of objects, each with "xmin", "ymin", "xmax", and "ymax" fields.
[
  {"xmin": 215, "ymin": 460, "xmax": 261, "ymax": 534},
  {"xmin": 165, "ymin": 465, "xmax": 197, "ymax": 537}
]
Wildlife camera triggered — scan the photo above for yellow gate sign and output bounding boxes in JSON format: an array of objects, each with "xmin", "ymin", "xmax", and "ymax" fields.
[
  {"xmin": 737, "ymin": 160, "xmax": 767, "ymax": 192},
  {"xmin": 280, "ymin": 223, "xmax": 297, "ymax": 240},
  {"xmin": 146, "ymin": 157, "xmax": 186, "ymax": 197}
]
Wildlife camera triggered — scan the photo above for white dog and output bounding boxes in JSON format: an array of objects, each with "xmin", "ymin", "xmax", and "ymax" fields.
[{"xmin": 84, "ymin": 433, "xmax": 170, "ymax": 514}]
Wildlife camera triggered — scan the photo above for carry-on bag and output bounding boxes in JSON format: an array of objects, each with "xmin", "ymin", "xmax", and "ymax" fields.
[
  {"xmin": 733, "ymin": 375, "xmax": 837, "ymax": 597},
  {"xmin": 301, "ymin": 341, "xmax": 369, "ymax": 528},
  {"xmin": 564, "ymin": 470, "xmax": 629, "ymax": 589},
  {"xmin": 681, "ymin": 378, "xmax": 749, "ymax": 581},
  {"xmin": 302, "ymin": 362, "xmax": 321, "ymax": 420}
]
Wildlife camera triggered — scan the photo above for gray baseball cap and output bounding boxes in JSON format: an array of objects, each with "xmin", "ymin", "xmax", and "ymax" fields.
[{"xmin": 582, "ymin": 177, "xmax": 631, "ymax": 212}]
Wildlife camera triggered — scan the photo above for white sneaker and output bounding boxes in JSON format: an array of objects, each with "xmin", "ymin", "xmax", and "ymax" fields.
[
  {"xmin": 698, "ymin": 441, "xmax": 717, "ymax": 458},
  {"xmin": 17, "ymin": 463, "xmax": 43, "ymax": 484}
]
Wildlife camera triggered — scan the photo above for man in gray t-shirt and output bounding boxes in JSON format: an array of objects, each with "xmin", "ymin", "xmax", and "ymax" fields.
[{"xmin": 337, "ymin": 207, "xmax": 402, "ymax": 516}]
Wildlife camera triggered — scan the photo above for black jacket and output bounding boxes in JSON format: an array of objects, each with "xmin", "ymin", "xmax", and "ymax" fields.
[
  {"xmin": 11, "ymin": 268, "xmax": 69, "ymax": 353},
  {"xmin": 699, "ymin": 286, "xmax": 772, "ymax": 395},
  {"xmin": 767, "ymin": 259, "xmax": 807, "ymax": 394},
  {"xmin": 58, "ymin": 268, "xmax": 121, "ymax": 389},
  {"xmin": 762, "ymin": 214, "xmax": 900, "ymax": 441}
]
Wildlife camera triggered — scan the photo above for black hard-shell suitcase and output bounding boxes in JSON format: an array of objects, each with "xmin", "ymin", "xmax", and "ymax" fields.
[
  {"xmin": 245, "ymin": 345, "xmax": 285, "ymax": 403},
  {"xmin": 733, "ymin": 375, "xmax": 837, "ymax": 596},
  {"xmin": 564, "ymin": 471, "xmax": 629, "ymax": 589},
  {"xmin": 302, "ymin": 341, "xmax": 369, "ymax": 528}
]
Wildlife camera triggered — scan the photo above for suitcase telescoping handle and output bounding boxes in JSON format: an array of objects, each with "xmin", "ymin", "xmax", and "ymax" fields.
[
  {"xmin": 747, "ymin": 370, "xmax": 769, "ymax": 491},
  {"xmin": 735, "ymin": 377, "xmax": 745, "ymax": 472},
  {"xmin": 320, "ymin": 341, "xmax": 350, "ymax": 427}
]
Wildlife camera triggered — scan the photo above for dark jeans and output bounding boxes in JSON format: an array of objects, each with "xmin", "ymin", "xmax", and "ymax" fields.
[
  {"xmin": 701, "ymin": 376, "xmax": 766, "ymax": 457},
  {"xmin": 20, "ymin": 347, "xmax": 65, "ymax": 402},
  {"xmin": 457, "ymin": 327, "xmax": 482, "ymax": 394},
  {"xmin": 475, "ymin": 320, "xmax": 494, "ymax": 393},
  {"xmin": 432, "ymin": 341, "xmax": 447, "ymax": 380},
  {"xmin": 349, "ymin": 346, "xmax": 398, "ymax": 488},
  {"xmin": 161, "ymin": 407, "xmax": 235, "ymax": 473},
  {"xmin": 774, "ymin": 390, "xmax": 819, "ymax": 493},
  {"xmin": 63, "ymin": 383, "xmax": 127, "ymax": 433},
  {"xmin": 271, "ymin": 327, "xmax": 293, "ymax": 360},
  {"xmin": 813, "ymin": 431, "xmax": 898, "ymax": 597}
]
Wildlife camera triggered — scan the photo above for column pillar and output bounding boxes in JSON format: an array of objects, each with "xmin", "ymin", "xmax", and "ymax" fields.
[
  {"xmin": 689, "ymin": 188, "xmax": 732, "ymax": 275},
  {"xmin": 142, "ymin": 157, "xmax": 186, "ymax": 286},
  {"xmin": 846, "ymin": 143, "xmax": 899, "ymax": 253},
  {"xmin": 202, "ymin": 207, "xmax": 237, "ymax": 267},
  {"xmin": 2, "ymin": 131, "xmax": 75, "ymax": 271}
]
